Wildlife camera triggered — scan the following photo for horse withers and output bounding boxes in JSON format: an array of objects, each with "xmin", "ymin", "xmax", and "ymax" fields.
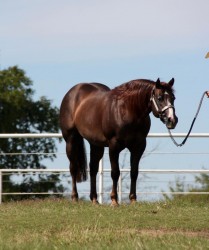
[{"xmin": 60, "ymin": 78, "xmax": 178, "ymax": 206}]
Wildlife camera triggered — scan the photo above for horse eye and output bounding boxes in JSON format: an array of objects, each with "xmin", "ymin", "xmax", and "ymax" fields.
[
  {"xmin": 170, "ymin": 95, "xmax": 175, "ymax": 102},
  {"xmin": 157, "ymin": 96, "xmax": 163, "ymax": 102}
]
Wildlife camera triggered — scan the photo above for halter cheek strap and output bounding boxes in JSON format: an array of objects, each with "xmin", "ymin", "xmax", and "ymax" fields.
[{"xmin": 150, "ymin": 93, "xmax": 159, "ymax": 112}]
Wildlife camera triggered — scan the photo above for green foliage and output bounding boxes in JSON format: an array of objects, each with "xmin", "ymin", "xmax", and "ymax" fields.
[
  {"xmin": 195, "ymin": 172, "xmax": 209, "ymax": 190},
  {"xmin": 0, "ymin": 66, "xmax": 65, "ymax": 201},
  {"xmin": 164, "ymin": 173, "xmax": 209, "ymax": 202}
]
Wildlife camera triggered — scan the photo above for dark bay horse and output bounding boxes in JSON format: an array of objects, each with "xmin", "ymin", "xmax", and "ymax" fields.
[{"xmin": 60, "ymin": 78, "xmax": 178, "ymax": 206}]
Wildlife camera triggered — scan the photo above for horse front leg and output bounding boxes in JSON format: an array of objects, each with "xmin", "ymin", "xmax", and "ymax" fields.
[
  {"xmin": 109, "ymin": 143, "xmax": 122, "ymax": 206},
  {"xmin": 89, "ymin": 145, "xmax": 104, "ymax": 204},
  {"xmin": 129, "ymin": 140, "xmax": 146, "ymax": 204}
]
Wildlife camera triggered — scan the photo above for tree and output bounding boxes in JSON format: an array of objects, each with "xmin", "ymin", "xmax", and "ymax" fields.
[
  {"xmin": 0, "ymin": 66, "xmax": 65, "ymax": 201},
  {"xmin": 163, "ymin": 173, "xmax": 209, "ymax": 203}
]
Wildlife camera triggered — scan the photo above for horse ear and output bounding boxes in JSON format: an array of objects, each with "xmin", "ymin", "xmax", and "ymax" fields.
[
  {"xmin": 168, "ymin": 78, "xmax": 174, "ymax": 87},
  {"xmin": 156, "ymin": 78, "xmax": 161, "ymax": 88}
]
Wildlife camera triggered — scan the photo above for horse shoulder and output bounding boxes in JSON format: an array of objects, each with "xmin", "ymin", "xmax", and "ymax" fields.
[{"xmin": 102, "ymin": 96, "xmax": 151, "ymax": 143}]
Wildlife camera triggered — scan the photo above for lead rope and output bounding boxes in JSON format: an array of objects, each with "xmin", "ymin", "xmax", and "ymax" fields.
[{"xmin": 168, "ymin": 91, "xmax": 208, "ymax": 147}]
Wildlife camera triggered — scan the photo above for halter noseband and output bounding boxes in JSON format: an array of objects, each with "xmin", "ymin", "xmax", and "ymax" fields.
[{"xmin": 150, "ymin": 87, "xmax": 174, "ymax": 118}]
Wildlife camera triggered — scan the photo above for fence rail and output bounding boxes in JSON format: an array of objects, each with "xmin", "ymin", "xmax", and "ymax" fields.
[
  {"xmin": 1, "ymin": 168, "xmax": 209, "ymax": 204},
  {"xmin": 0, "ymin": 133, "xmax": 209, "ymax": 204},
  {"xmin": 1, "ymin": 132, "xmax": 209, "ymax": 138}
]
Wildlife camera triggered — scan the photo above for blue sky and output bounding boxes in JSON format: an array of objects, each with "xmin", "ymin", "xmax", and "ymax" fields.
[
  {"xmin": 1, "ymin": 0, "xmax": 209, "ymax": 133},
  {"xmin": 1, "ymin": 0, "xmax": 209, "ymax": 197},
  {"xmin": 1, "ymin": 0, "xmax": 209, "ymax": 131}
]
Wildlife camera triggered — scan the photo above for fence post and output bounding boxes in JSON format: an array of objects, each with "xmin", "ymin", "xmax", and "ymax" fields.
[
  {"xmin": 98, "ymin": 159, "xmax": 103, "ymax": 204},
  {"xmin": 118, "ymin": 174, "xmax": 122, "ymax": 204},
  {"xmin": 0, "ymin": 171, "xmax": 2, "ymax": 204}
]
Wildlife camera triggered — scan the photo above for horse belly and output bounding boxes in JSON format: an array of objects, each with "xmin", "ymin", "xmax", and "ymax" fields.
[{"xmin": 77, "ymin": 123, "xmax": 108, "ymax": 146}]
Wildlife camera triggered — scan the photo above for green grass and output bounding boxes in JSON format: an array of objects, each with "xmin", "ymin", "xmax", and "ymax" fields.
[{"xmin": 0, "ymin": 198, "xmax": 209, "ymax": 249}]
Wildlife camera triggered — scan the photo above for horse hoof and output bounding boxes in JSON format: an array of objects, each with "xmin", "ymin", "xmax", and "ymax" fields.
[
  {"xmin": 111, "ymin": 200, "xmax": 119, "ymax": 207},
  {"xmin": 92, "ymin": 199, "xmax": 99, "ymax": 205},
  {"xmin": 130, "ymin": 199, "xmax": 137, "ymax": 205},
  {"xmin": 72, "ymin": 197, "xmax": 78, "ymax": 203}
]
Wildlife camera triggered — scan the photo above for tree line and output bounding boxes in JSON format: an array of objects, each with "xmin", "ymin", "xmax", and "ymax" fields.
[{"xmin": 0, "ymin": 66, "xmax": 66, "ymax": 201}]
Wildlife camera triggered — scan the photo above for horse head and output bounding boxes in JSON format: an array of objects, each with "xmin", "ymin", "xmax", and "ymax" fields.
[{"xmin": 150, "ymin": 78, "xmax": 178, "ymax": 129}]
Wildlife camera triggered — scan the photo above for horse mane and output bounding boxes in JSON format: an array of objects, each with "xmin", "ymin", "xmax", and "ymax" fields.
[
  {"xmin": 110, "ymin": 79, "xmax": 174, "ymax": 114},
  {"xmin": 111, "ymin": 79, "xmax": 154, "ymax": 100},
  {"xmin": 111, "ymin": 79, "xmax": 174, "ymax": 100}
]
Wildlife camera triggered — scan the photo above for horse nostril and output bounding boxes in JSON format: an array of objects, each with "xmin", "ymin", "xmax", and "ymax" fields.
[
  {"xmin": 167, "ymin": 117, "xmax": 175, "ymax": 125},
  {"xmin": 166, "ymin": 116, "xmax": 177, "ymax": 129}
]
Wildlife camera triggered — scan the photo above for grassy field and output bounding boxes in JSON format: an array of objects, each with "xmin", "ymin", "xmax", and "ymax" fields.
[{"xmin": 0, "ymin": 198, "xmax": 209, "ymax": 250}]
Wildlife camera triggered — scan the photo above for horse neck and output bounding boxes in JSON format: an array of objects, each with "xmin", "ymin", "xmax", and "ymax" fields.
[{"xmin": 124, "ymin": 85, "xmax": 153, "ymax": 115}]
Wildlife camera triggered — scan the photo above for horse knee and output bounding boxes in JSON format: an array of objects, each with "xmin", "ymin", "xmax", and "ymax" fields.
[
  {"xmin": 111, "ymin": 169, "xmax": 120, "ymax": 180},
  {"xmin": 130, "ymin": 170, "xmax": 138, "ymax": 180},
  {"xmin": 90, "ymin": 168, "xmax": 98, "ymax": 178}
]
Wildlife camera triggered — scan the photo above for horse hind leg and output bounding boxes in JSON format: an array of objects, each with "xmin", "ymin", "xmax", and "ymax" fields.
[{"xmin": 65, "ymin": 130, "xmax": 87, "ymax": 202}]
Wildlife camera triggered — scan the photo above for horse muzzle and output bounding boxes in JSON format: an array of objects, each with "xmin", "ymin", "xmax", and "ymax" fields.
[
  {"xmin": 159, "ymin": 106, "xmax": 178, "ymax": 129},
  {"xmin": 165, "ymin": 115, "xmax": 178, "ymax": 129}
]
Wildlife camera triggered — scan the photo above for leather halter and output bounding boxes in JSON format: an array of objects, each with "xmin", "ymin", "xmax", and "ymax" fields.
[{"xmin": 150, "ymin": 87, "xmax": 174, "ymax": 118}]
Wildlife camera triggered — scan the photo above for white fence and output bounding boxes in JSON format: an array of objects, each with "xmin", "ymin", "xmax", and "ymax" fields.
[{"xmin": 0, "ymin": 133, "xmax": 209, "ymax": 204}]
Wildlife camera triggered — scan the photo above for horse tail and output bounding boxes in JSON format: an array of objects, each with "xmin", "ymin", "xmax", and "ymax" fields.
[{"xmin": 74, "ymin": 134, "xmax": 87, "ymax": 183}]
